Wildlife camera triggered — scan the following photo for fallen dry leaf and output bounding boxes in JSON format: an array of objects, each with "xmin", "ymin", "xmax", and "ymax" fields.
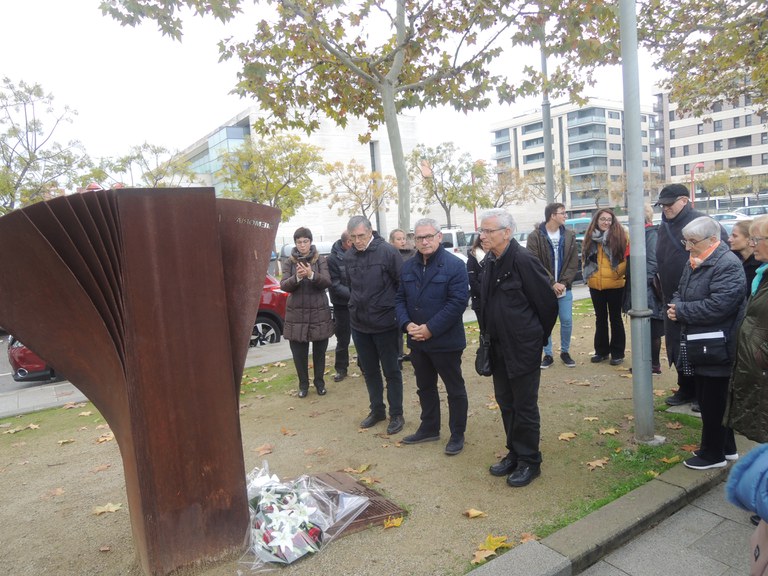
[
  {"xmin": 583, "ymin": 416, "xmax": 599, "ymax": 422},
  {"xmin": 464, "ymin": 508, "xmax": 487, "ymax": 518},
  {"xmin": 62, "ymin": 402, "xmax": 87, "ymax": 409},
  {"xmin": 619, "ymin": 373, "xmax": 632, "ymax": 379},
  {"xmin": 471, "ymin": 549, "xmax": 497, "ymax": 565},
  {"xmin": 646, "ymin": 470, "xmax": 659, "ymax": 478},
  {"xmin": 587, "ymin": 457, "xmax": 609, "ymax": 471},
  {"xmin": 566, "ymin": 379, "xmax": 591, "ymax": 386},
  {"xmin": 624, "ymin": 414, "xmax": 635, "ymax": 420},
  {"xmin": 485, "ymin": 401, "xmax": 499, "ymax": 410},
  {"xmin": 272, "ymin": 361, "xmax": 287, "ymax": 368},
  {"xmin": 653, "ymin": 389, "xmax": 666, "ymax": 397},
  {"xmin": 27, "ymin": 423, "xmax": 39, "ymax": 430},
  {"xmin": 478, "ymin": 534, "xmax": 512, "ymax": 552},
  {"xmin": 661, "ymin": 455, "xmax": 681, "ymax": 464},
  {"xmin": 599, "ymin": 427, "xmax": 619, "ymax": 435},
  {"xmin": 254, "ymin": 443, "xmax": 273, "ymax": 456},
  {"xmin": 358, "ymin": 476, "xmax": 381, "ymax": 486},
  {"xmin": 57, "ymin": 439, "xmax": 75, "ymax": 445},
  {"xmin": 93, "ymin": 502, "xmax": 122, "ymax": 515},
  {"xmin": 78, "ymin": 411, "xmax": 93, "ymax": 417},
  {"xmin": 665, "ymin": 421, "xmax": 683, "ymax": 430},
  {"xmin": 681, "ymin": 444, "xmax": 698, "ymax": 453},
  {"xmin": 520, "ymin": 532, "xmax": 539, "ymax": 543},
  {"xmin": 558, "ymin": 432, "xmax": 577, "ymax": 442},
  {"xmin": 90, "ymin": 464, "xmax": 111, "ymax": 473},
  {"xmin": 99, "ymin": 546, "xmax": 111, "ymax": 552},
  {"xmin": 41, "ymin": 487, "xmax": 65, "ymax": 499},
  {"xmin": 95, "ymin": 424, "xmax": 110, "ymax": 430},
  {"xmin": 383, "ymin": 515, "xmax": 403, "ymax": 528},
  {"xmin": 96, "ymin": 432, "xmax": 114, "ymax": 444},
  {"xmin": 259, "ymin": 367, "xmax": 270, "ymax": 373},
  {"xmin": 280, "ymin": 426, "xmax": 297, "ymax": 436}
]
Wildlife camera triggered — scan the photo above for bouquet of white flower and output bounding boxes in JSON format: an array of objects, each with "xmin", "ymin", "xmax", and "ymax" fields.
[{"xmin": 241, "ymin": 463, "xmax": 369, "ymax": 570}]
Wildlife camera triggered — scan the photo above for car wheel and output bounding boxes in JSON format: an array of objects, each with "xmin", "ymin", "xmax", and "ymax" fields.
[{"xmin": 251, "ymin": 317, "xmax": 281, "ymax": 347}]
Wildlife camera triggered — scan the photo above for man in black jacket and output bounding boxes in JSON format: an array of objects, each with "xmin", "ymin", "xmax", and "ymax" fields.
[
  {"xmin": 479, "ymin": 209, "xmax": 558, "ymax": 487},
  {"xmin": 327, "ymin": 231, "xmax": 352, "ymax": 382},
  {"xmin": 655, "ymin": 183, "xmax": 728, "ymax": 409},
  {"xmin": 345, "ymin": 216, "xmax": 405, "ymax": 435}
]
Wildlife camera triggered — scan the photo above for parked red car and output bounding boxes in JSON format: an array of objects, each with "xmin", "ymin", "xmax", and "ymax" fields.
[
  {"xmin": 8, "ymin": 337, "xmax": 62, "ymax": 382},
  {"xmin": 252, "ymin": 273, "xmax": 289, "ymax": 346}
]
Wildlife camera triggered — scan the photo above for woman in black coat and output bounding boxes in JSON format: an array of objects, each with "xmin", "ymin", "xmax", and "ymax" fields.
[{"xmin": 667, "ymin": 217, "xmax": 746, "ymax": 470}]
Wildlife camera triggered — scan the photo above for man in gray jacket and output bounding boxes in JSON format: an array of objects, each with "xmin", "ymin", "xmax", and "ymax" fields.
[{"xmin": 527, "ymin": 203, "xmax": 578, "ymax": 369}]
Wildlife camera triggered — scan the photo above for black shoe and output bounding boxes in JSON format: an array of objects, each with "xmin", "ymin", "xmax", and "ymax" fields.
[
  {"xmin": 402, "ymin": 430, "xmax": 440, "ymax": 444},
  {"xmin": 683, "ymin": 455, "xmax": 726, "ymax": 470},
  {"xmin": 690, "ymin": 399, "xmax": 701, "ymax": 412},
  {"xmin": 386, "ymin": 415, "xmax": 405, "ymax": 435},
  {"xmin": 401, "ymin": 354, "xmax": 411, "ymax": 362},
  {"xmin": 315, "ymin": 384, "xmax": 327, "ymax": 396},
  {"xmin": 609, "ymin": 357, "xmax": 624, "ymax": 366},
  {"xmin": 540, "ymin": 355, "xmax": 554, "ymax": 369},
  {"xmin": 560, "ymin": 352, "xmax": 576, "ymax": 367},
  {"xmin": 444, "ymin": 435, "xmax": 464, "ymax": 455},
  {"xmin": 298, "ymin": 389, "xmax": 308, "ymax": 398},
  {"xmin": 359, "ymin": 412, "xmax": 386, "ymax": 429},
  {"xmin": 591, "ymin": 354, "xmax": 609, "ymax": 363},
  {"xmin": 506, "ymin": 463, "xmax": 541, "ymax": 487},
  {"xmin": 752, "ymin": 514, "xmax": 761, "ymax": 526},
  {"xmin": 489, "ymin": 454, "xmax": 517, "ymax": 477},
  {"xmin": 333, "ymin": 372, "xmax": 347, "ymax": 382},
  {"xmin": 665, "ymin": 390, "xmax": 694, "ymax": 406}
]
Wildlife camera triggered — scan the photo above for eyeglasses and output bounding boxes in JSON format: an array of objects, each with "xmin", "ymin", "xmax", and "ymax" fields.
[
  {"xmin": 414, "ymin": 233, "xmax": 438, "ymax": 242},
  {"xmin": 554, "ymin": 212, "xmax": 566, "ymax": 216},
  {"xmin": 478, "ymin": 227, "xmax": 505, "ymax": 235},
  {"xmin": 598, "ymin": 217, "xmax": 613, "ymax": 223},
  {"xmin": 680, "ymin": 237, "xmax": 709, "ymax": 247},
  {"xmin": 749, "ymin": 236, "xmax": 767, "ymax": 245}
]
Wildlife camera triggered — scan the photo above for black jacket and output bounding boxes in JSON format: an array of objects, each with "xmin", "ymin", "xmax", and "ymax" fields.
[
  {"xmin": 656, "ymin": 203, "xmax": 728, "ymax": 365},
  {"xmin": 345, "ymin": 232, "xmax": 402, "ymax": 334},
  {"xmin": 670, "ymin": 243, "xmax": 746, "ymax": 377},
  {"xmin": 479, "ymin": 239, "xmax": 558, "ymax": 378},
  {"xmin": 327, "ymin": 239, "xmax": 350, "ymax": 307}
]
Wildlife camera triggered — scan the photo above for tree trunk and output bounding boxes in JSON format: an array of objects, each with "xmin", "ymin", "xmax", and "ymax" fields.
[{"xmin": 380, "ymin": 81, "xmax": 410, "ymax": 232}]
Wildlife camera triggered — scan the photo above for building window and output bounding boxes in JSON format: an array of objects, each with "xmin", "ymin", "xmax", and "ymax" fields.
[
  {"xmin": 697, "ymin": 143, "xmax": 704, "ymax": 154},
  {"xmin": 745, "ymin": 94, "xmax": 753, "ymax": 106},
  {"xmin": 643, "ymin": 160, "xmax": 649, "ymax": 167},
  {"xmin": 763, "ymin": 132, "xmax": 768, "ymax": 145},
  {"xmin": 714, "ymin": 159, "xmax": 723, "ymax": 170},
  {"xmin": 683, "ymin": 145, "xmax": 690, "ymax": 156},
  {"xmin": 714, "ymin": 139, "xmax": 723, "ymax": 151},
  {"xmin": 641, "ymin": 130, "xmax": 648, "ymax": 137},
  {"xmin": 713, "ymin": 102, "xmax": 723, "ymax": 112},
  {"xmin": 609, "ymin": 127, "xmax": 621, "ymax": 136},
  {"xmin": 668, "ymin": 111, "xmax": 675, "ymax": 121},
  {"xmin": 608, "ymin": 111, "xmax": 621, "ymax": 119},
  {"xmin": 746, "ymin": 114, "xmax": 753, "ymax": 126},
  {"xmin": 698, "ymin": 124, "xmax": 704, "ymax": 135},
  {"xmin": 642, "ymin": 145, "xmax": 648, "ymax": 152},
  {"xmin": 684, "ymin": 163, "xmax": 690, "ymax": 173},
  {"xmin": 670, "ymin": 148, "xmax": 677, "ymax": 158},
  {"xmin": 610, "ymin": 159, "xmax": 622, "ymax": 167},
  {"xmin": 669, "ymin": 128, "xmax": 676, "ymax": 139},
  {"xmin": 763, "ymin": 153, "xmax": 768, "ymax": 166},
  {"xmin": 609, "ymin": 143, "xmax": 622, "ymax": 151},
  {"xmin": 641, "ymin": 115, "xmax": 647, "ymax": 123},
  {"xmin": 671, "ymin": 166, "xmax": 677, "ymax": 176},
  {"xmin": 714, "ymin": 120, "xmax": 723, "ymax": 132},
  {"xmin": 610, "ymin": 175, "xmax": 620, "ymax": 181},
  {"xmin": 493, "ymin": 128, "xmax": 510, "ymax": 141},
  {"xmin": 734, "ymin": 117, "xmax": 741, "ymax": 129}
]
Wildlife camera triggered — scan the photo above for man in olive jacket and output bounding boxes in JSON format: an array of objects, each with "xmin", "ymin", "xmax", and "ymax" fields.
[
  {"xmin": 479, "ymin": 209, "xmax": 558, "ymax": 488},
  {"xmin": 527, "ymin": 202, "xmax": 578, "ymax": 369}
]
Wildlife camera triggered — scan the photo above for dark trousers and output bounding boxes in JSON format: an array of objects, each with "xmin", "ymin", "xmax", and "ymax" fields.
[
  {"xmin": 589, "ymin": 287, "xmax": 626, "ymax": 359},
  {"xmin": 289, "ymin": 339, "xmax": 328, "ymax": 391},
  {"xmin": 333, "ymin": 306, "xmax": 350, "ymax": 374},
  {"xmin": 351, "ymin": 328, "xmax": 403, "ymax": 417},
  {"xmin": 409, "ymin": 347, "xmax": 468, "ymax": 437},
  {"xmin": 490, "ymin": 345, "xmax": 542, "ymax": 465},
  {"xmin": 696, "ymin": 374, "xmax": 737, "ymax": 462}
]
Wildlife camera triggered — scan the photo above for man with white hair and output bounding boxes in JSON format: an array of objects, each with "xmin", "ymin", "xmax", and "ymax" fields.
[{"xmin": 477, "ymin": 209, "xmax": 558, "ymax": 487}]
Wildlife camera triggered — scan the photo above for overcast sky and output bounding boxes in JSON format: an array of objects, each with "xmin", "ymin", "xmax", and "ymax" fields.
[{"xmin": 2, "ymin": 1, "xmax": 664, "ymax": 164}]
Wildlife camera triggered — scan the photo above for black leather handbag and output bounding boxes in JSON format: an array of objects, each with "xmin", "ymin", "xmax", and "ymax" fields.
[{"xmin": 475, "ymin": 333, "xmax": 493, "ymax": 376}]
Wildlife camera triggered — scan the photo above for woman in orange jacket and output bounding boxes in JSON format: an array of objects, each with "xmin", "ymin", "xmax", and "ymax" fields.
[{"xmin": 582, "ymin": 208, "xmax": 629, "ymax": 365}]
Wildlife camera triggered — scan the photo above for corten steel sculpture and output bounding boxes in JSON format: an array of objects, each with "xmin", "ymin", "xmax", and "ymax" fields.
[{"xmin": 0, "ymin": 188, "xmax": 281, "ymax": 575}]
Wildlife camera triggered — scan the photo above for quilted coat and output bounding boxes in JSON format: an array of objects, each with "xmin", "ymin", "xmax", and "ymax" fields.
[{"xmin": 280, "ymin": 246, "xmax": 335, "ymax": 342}]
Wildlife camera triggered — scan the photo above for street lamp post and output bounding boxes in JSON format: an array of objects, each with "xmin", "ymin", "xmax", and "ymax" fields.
[{"xmin": 689, "ymin": 162, "xmax": 705, "ymax": 207}]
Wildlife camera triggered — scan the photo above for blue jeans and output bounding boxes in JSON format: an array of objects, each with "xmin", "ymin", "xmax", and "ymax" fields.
[
  {"xmin": 351, "ymin": 328, "xmax": 403, "ymax": 417},
  {"xmin": 543, "ymin": 289, "xmax": 573, "ymax": 356}
]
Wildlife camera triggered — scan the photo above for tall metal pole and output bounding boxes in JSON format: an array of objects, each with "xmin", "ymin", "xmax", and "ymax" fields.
[
  {"xmin": 540, "ymin": 28, "xmax": 555, "ymax": 204},
  {"xmin": 620, "ymin": 0, "xmax": 662, "ymax": 444}
]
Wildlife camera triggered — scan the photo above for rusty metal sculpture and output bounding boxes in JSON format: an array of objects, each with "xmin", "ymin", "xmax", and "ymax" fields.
[{"xmin": 0, "ymin": 188, "xmax": 281, "ymax": 575}]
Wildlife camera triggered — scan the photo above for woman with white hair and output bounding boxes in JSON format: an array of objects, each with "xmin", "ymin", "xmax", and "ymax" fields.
[{"xmin": 667, "ymin": 216, "xmax": 746, "ymax": 470}]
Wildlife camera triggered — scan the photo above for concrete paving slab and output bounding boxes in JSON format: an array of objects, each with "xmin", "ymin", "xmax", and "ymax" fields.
[
  {"xmin": 468, "ymin": 541, "xmax": 570, "ymax": 576},
  {"xmin": 656, "ymin": 461, "xmax": 729, "ymax": 498},
  {"xmin": 579, "ymin": 560, "xmax": 632, "ymax": 575},
  {"xmin": 693, "ymin": 483, "xmax": 753, "ymax": 525},
  {"xmin": 542, "ymin": 479, "xmax": 685, "ymax": 573},
  {"xmin": 688, "ymin": 518, "xmax": 753, "ymax": 573}
]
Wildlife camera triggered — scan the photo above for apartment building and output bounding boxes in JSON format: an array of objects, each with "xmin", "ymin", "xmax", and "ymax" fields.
[
  {"xmin": 490, "ymin": 98, "xmax": 658, "ymax": 211},
  {"xmin": 654, "ymin": 92, "xmax": 768, "ymax": 195}
]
